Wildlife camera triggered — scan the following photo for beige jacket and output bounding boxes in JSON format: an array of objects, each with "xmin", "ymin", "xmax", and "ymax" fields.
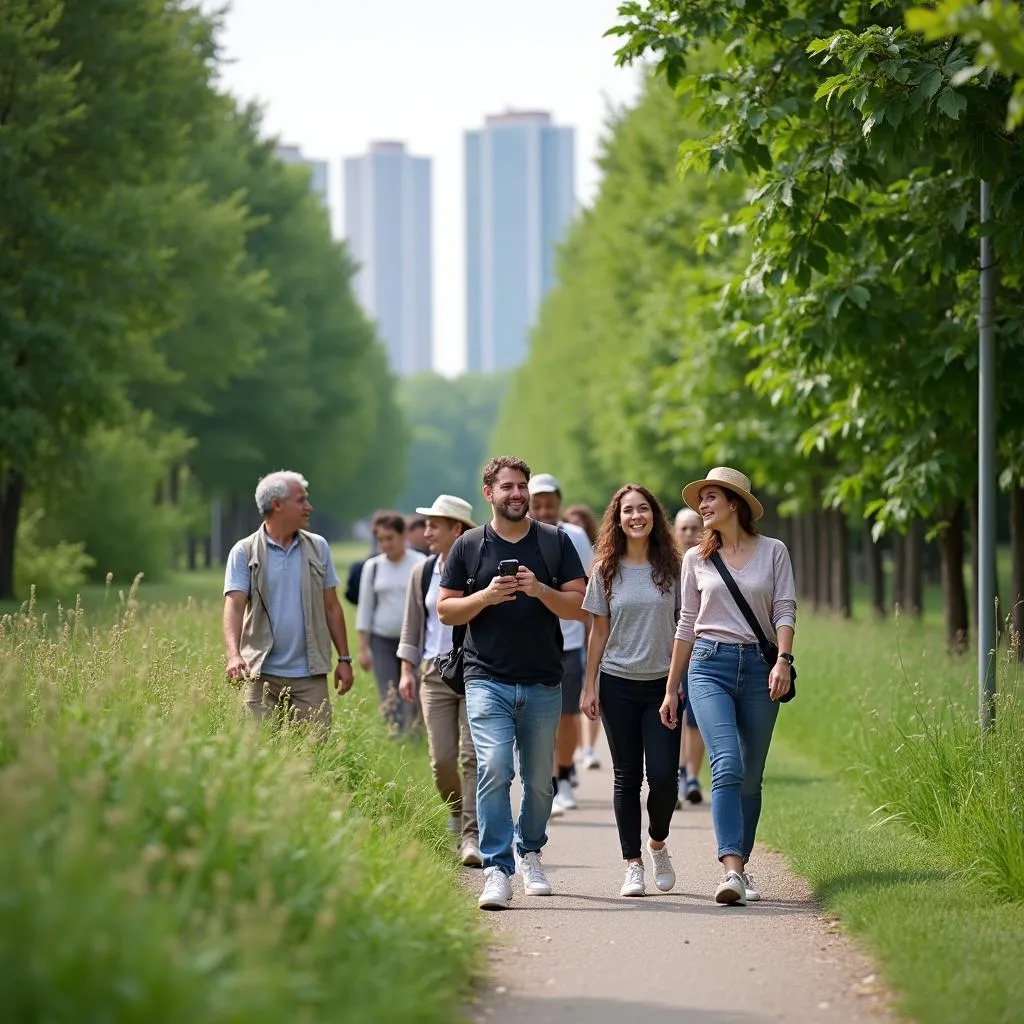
[
  {"xmin": 396, "ymin": 555, "xmax": 438, "ymax": 666},
  {"xmin": 239, "ymin": 528, "xmax": 333, "ymax": 678}
]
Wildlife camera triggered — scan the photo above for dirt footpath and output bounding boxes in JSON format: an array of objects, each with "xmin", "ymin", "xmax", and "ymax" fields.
[{"xmin": 467, "ymin": 745, "xmax": 894, "ymax": 1024}]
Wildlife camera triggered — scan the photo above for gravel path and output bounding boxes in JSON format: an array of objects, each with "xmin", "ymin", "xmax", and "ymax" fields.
[{"xmin": 466, "ymin": 743, "xmax": 894, "ymax": 1024}]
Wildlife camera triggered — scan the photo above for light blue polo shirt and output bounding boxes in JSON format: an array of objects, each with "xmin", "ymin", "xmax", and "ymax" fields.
[{"xmin": 224, "ymin": 529, "xmax": 339, "ymax": 678}]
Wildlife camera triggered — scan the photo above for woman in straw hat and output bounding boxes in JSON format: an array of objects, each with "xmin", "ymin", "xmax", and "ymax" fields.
[
  {"xmin": 580, "ymin": 484, "xmax": 683, "ymax": 897},
  {"xmin": 659, "ymin": 467, "xmax": 796, "ymax": 906}
]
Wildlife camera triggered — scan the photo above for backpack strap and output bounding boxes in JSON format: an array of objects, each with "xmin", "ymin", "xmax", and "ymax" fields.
[
  {"xmin": 419, "ymin": 554, "xmax": 439, "ymax": 608},
  {"xmin": 459, "ymin": 526, "xmax": 487, "ymax": 593},
  {"xmin": 535, "ymin": 521, "xmax": 563, "ymax": 588}
]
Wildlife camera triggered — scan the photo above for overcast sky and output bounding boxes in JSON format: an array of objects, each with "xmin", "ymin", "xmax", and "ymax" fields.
[{"xmin": 210, "ymin": 0, "xmax": 644, "ymax": 375}]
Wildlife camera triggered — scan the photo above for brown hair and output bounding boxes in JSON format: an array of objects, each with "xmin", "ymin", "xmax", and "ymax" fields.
[
  {"xmin": 697, "ymin": 486, "xmax": 758, "ymax": 560},
  {"xmin": 564, "ymin": 503, "xmax": 598, "ymax": 546},
  {"xmin": 371, "ymin": 510, "xmax": 405, "ymax": 535},
  {"xmin": 595, "ymin": 484, "xmax": 681, "ymax": 599},
  {"xmin": 482, "ymin": 455, "xmax": 531, "ymax": 488}
]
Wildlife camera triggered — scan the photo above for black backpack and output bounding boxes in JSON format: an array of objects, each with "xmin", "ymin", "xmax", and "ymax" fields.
[{"xmin": 437, "ymin": 522, "xmax": 563, "ymax": 695}]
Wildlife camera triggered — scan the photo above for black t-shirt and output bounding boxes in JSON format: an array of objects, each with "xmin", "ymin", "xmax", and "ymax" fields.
[{"xmin": 440, "ymin": 522, "xmax": 586, "ymax": 686}]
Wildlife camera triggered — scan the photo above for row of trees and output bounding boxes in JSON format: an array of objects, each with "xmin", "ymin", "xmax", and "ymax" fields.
[
  {"xmin": 493, "ymin": 0, "xmax": 1024, "ymax": 652},
  {"xmin": 0, "ymin": 0, "xmax": 405, "ymax": 598}
]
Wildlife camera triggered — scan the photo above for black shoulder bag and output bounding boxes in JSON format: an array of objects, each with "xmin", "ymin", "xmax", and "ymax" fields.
[{"xmin": 709, "ymin": 551, "xmax": 796, "ymax": 703}]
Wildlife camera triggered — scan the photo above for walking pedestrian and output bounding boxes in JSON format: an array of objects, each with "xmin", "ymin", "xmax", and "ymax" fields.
[
  {"xmin": 438, "ymin": 456, "xmax": 587, "ymax": 910},
  {"xmin": 527, "ymin": 474, "xmax": 595, "ymax": 816},
  {"xmin": 356, "ymin": 511, "xmax": 426, "ymax": 734},
  {"xmin": 660, "ymin": 468, "xmax": 796, "ymax": 906},
  {"xmin": 223, "ymin": 470, "xmax": 354, "ymax": 732},
  {"xmin": 674, "ymin": 507, "xmax": 707, "ymax": 807},
  {"xmin": 565, "ymin": 503, "xmax": 604, "ymax": 771},
  {"xmin": 397, "ymin": 495, "xmax": 482, "ymax": 867},
  {"xmin": 580, "ymin": 485, "xmax": 682, "ymax": 897}
]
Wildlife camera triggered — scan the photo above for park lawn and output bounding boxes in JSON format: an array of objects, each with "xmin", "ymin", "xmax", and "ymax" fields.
[{"xmin": 759, "ymin": 610, "xmax": 1024, "ymax": 1024}]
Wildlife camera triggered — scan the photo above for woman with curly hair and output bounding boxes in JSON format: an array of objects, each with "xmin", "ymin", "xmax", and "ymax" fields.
[{"xmin": 580, "ymin": 484, "xmax": 682, "ymax": 897}]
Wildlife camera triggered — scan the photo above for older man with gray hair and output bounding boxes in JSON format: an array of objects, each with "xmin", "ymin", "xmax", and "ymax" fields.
[{"xmin": 223, "ymin": 470, "xmax": 354, "ymax": 730}]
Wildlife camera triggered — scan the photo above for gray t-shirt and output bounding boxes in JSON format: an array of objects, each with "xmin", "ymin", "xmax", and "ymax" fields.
[{"xmin": 582, "ymin": 561, "xmax": 680, "ymax": 681}]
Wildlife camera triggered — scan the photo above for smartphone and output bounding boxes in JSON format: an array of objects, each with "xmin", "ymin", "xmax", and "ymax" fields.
[{"xmin": 497, "ymin": 559, "xmax": 519, "ymax": 577}]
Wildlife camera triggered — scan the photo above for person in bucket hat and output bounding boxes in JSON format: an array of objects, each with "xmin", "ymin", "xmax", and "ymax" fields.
[
  {"xmin": 660, "ymin": 467, "xmax": 796, "ymax": 907},
  {"xmin": 396, "ymin": 495, "xmax": 482, "ymax": 867}
]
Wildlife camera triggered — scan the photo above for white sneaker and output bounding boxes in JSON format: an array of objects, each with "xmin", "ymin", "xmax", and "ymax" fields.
[
  {"xmin": 715, "ymin": 870, "xmax": 748, "ymax": 906},
  {"xmin": 548, "ymin": 798, "xmax": 566, "ymax": 819},
  {"xmin": 478, "ymin": 867, "xmax": 512, "ymax": 909},
  {"xmin": 581, "ymin": 747, "xmax": 601, "ymax": 770},
  {"xmin": 647, "ymin": 840, "xmax": 676, "ymax": 892},
  {"xmin": 620, "ymin": 861, "xmax": 645, "ymax": 897},
  {"xmin": 517, "ymin": 850, "xmax": 553, "ymax": 896},
  {"xmin": 743, "ymin": 871, "xmax": 761, "ymax": 902},
  {"xmin": 553, "ymin": 778, "xmax": 577, "ymax": 811},
  {"xmin": 460, "ymin": 838, "xmax": 483, "ymax": 868}
]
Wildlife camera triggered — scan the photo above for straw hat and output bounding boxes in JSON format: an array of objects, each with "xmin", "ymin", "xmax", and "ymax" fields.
[
  {"xmin": 414, "ymin": 494, "xmax": 476, "ymax": 528},
  {"xmin": 681, "ymin": 467, "xmax": 764, "ymax": 521}
]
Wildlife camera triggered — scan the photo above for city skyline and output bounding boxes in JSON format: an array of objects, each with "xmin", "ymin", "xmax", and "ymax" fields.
[
  {"xmin": 275, "ymin": 143, "xmax": 329, "ymax": 208},
  {"xmin": 209, "ymin": 0, "xmax": 642, "ymax": 375},
  {"xmin": 344, "ymin": 141, "xmax": 433, "ymax": 376},
  {"xmin": 465, "ymin": 110, "xmax": 575, "ymax": 373}
]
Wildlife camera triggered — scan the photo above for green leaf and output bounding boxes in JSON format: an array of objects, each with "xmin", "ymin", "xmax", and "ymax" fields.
[
  {"xmin": 936, "ymin": 88, "xmax": 968, "ymax": 120},
  {"xmin": 848, "ymin": 285, "xmax": 871, "ymax": 309},
  {"xmin": 920, "ymin": 68, "xmax": 943, "ymax": 99}
]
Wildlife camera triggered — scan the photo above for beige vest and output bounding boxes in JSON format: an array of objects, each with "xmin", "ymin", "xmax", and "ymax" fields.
[{"xmin": 239, "ymin": 527, "xmax": 333, "ymax": 678}]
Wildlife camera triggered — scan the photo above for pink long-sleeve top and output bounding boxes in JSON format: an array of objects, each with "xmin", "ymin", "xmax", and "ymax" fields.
[{"xmin": 674, "ymin": 536, "xmax": 797, "ymax": 645}]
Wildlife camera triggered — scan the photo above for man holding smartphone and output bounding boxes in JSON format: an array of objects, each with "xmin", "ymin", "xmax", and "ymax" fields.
[{"xmin": 438, "ymin": 456, "xmax": 587, "ymax": 910}]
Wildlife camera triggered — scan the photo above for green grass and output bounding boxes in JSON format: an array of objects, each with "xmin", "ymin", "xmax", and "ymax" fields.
[
  {"xmin": 0, "ymin": 581, "xmax": 484, "ymax": 1023},
  {"xmin": 760, "ymin": 610, "xmax": 1024, "ymax": 1023}
]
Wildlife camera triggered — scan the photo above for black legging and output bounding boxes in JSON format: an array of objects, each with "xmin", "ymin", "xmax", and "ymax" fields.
[{"xmin": 599, "ymin": 672, "xmax": 682, "ymax": 860}]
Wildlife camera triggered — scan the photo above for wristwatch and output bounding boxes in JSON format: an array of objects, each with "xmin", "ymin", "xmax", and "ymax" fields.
[
  {"xmin": 337, "ymin": 655, "xmax": 353, "ymax": 664},
  {"xmin": 777, "ymin": 652, "xmax": 795, "ymax": 666}
]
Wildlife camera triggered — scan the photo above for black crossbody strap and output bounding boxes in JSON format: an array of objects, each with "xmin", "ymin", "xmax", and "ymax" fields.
[
  {"xmin": 709, "ymin": 551, "xmax": 773, "ymax": 657},
  {"xmin": 449, "ymin": 527, "xmax": 487, "ymax": 650}
]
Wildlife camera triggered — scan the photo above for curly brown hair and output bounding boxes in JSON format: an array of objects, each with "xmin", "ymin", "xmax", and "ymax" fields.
[
  {"xmin": 482, "ymin": 455, "xmax": 530, "ymax": 488},
  {"xmin": 595, "ymin": 484, "xmax": 681, "ymax": 599}
]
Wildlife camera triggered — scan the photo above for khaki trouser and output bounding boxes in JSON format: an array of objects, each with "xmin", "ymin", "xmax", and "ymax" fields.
[
  {"xmin": 420, "ymin": 658, "xmax": 478, "ymax": 843},
  {"xmin": 244, "ymin": 673, "xmax": 331, "ymax": 734}
]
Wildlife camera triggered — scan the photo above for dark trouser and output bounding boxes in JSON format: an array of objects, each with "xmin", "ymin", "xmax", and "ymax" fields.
[
  {"xmin": 599, "ymin": 672, "xmax": 681, "ymax": 860},
  {"xmin": 369, "ymin": 633, "xmax": 417, "ymax": 734}
]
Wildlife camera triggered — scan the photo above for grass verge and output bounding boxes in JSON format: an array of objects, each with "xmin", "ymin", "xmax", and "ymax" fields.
[
  {"xmin": 760, "ymin": 611, "xmax": 1024, "ymax": 1024},
  {"xmin": 0, "ymin": 587, "xmax": 484, "ymax": 1023}
]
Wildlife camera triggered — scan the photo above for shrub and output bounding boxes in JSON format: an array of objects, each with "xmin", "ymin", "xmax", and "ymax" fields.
[{"xmin": 13, "ymin": 507, "xmax": 94, "ymax": 598}]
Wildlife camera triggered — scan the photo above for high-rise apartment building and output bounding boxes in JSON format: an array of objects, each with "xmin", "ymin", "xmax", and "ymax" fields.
[
  {"xmin": 276, "ymin": 144, "xmax": 329, "ymax": 208},
  {"xmin": 465, "ymin": 111, "xmax": 575, "ymax": 373},
  {"xmin": 343, "ymin": 141, "xmax": 433, "ymax": 376}
]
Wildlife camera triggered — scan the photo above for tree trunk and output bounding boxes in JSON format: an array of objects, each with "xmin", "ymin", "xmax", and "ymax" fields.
[
  {"xmin": 830, "ymin": 509, "xmax": 851, "ymax": 617},
  {"xmin": 0, "ymin": 470, "xmax": 25, "ymax": 601},
  {"xmin": 903, "ymin": 518, "xmax": 924, "ymax": 618},
  {"xmin": 864, "ymin": 520, "xmax": 885, "ymax": 618},
  {"xmin": 892, "ymin": 533, "xmax": 906, "ymax": 613},
  {"xmin": 938, "ymin": 503, "xmax": 969, "ymax": 653},
  {"xmin": 815, "ymin": 509, "xmax": 831, "ymax": 612},
  {"xmin": 187, "ymin": 533, "xmax": 199, "ymax": 572},
  {"xmin": 796, "ymin": 513, "xmax": 814, "ymax": 603},
  {"xmin": 1011, "ymin": 484, "xmax": 1024, "ymax": 659}
]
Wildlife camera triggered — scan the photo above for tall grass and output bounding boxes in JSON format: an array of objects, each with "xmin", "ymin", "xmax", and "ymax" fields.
[
  {"xmin": 0, "ymin": 585, "xmax": 484, "ymax": 1023},
  {"xmin": 776, "ymin": 610, "xmax": 1024, "ymax": 903}
]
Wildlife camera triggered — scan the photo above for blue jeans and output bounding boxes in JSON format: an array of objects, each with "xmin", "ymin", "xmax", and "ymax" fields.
[
  {"xmin": 464, "ymin": 679, "xmax": 562, "ymax": 875},
  {"xmin": 686, "ymin": 640, "xmax": 780, "ymax": 862}
]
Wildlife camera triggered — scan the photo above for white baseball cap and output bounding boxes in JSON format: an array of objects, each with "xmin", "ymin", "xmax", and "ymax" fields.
[{"xmin": 527, "ymin": 473, "xmax": 561, "ymax": 496}]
